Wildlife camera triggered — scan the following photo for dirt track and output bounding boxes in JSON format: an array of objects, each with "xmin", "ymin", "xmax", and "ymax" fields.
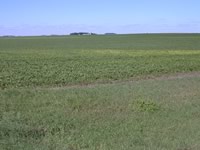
[{"xmin": 45, "ymin": 71, "xmax": 200, "ymax": 90}]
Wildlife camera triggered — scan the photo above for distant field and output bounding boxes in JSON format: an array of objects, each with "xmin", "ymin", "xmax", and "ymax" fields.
[
  {"xmin": 1, "ymin": 34, "xmax": 200, "ymax": 149},
  {"xmin": 1, "ymin": 34, "xmax": 200, "ymax": 89}
]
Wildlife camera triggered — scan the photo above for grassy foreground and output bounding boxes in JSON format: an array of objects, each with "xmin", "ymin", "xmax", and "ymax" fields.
[
  {"xmin": 1, "ymin": 76, "xmax": 200, "ymax": 149},
  {"xmin": 1, "ymin": 34, "xmax": 200, "ymax": 149}
]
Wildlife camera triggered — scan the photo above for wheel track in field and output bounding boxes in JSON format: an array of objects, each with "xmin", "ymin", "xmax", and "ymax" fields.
[{"xmin": 47, "ymin": 71, "xmax": 200, "ymax": 90}]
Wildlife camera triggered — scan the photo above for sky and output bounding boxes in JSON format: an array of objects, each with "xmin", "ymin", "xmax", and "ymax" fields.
[{"xmin": 0, "ymin": 0, "xmax": 200, "ymax": 35}]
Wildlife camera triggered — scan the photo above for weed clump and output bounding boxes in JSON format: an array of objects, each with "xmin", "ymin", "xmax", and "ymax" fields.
[{"xmin": 132, "ymin": 99, "xmax": 160, "ymax": 112}]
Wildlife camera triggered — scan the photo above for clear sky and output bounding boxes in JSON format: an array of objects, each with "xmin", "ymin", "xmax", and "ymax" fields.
[{"xmin": 1, "ymin": 0, "xmax": 200, "ymax": 35}]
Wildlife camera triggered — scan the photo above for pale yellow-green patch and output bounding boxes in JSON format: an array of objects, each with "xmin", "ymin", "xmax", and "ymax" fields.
[{"xmin": 81, "ymin": 49, "xmax": 200, "ymax": 57}]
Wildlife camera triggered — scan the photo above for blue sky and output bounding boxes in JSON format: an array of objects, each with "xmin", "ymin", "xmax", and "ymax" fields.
[{"xmin": 0, "ymin": 0, "xmax": 200, "ymax": 35}]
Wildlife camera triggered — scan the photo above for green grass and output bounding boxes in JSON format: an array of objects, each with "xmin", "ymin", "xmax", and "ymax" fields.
[
  {"xmin": 1, "ymin": 34, "xmax": 200, "ymax": 89},
  {"xmin": 1, "ymin": 34, "xmax": 200, "ymax": 149},
  {"xmin": 1, "ymin": 77, "xmax": 200, "ymax": 150}
]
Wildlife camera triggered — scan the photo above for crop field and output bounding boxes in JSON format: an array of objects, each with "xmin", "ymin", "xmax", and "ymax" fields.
[{"xmin": 1, "ymin": 34, "xmax": 200, "ymax": 149}]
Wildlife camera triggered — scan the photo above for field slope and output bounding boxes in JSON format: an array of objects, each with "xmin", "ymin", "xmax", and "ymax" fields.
[{"xmin": 1, "ymin": 34, "xmax": 200, "ymax": 149}]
